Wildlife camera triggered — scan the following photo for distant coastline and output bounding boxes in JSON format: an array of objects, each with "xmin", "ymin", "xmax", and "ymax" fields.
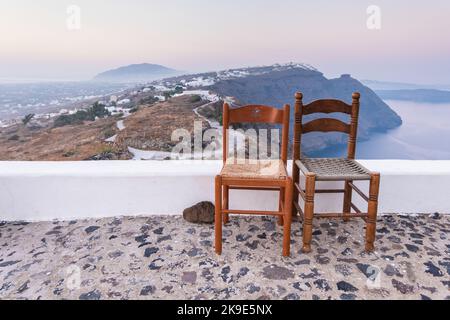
[
  {"xmin": 0, "ymin": 77, "xmax": 87, "ymax": 84},
  {"xmin": 375, "ymin": 89, "xmax": 450, "ymax": 103},
  {"xmin": 0, "ymin": 81, "xmax": 131, "ymax": 125}
]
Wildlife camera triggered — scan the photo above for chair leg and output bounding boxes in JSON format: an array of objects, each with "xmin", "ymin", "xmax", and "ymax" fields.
[
  {"xmin": 365, "ymin": 173, "xmax": 380, "ymax": 252},
  {"xmin": 302, "ymin": 173, "xmax": 316, "ymax": 253},
  {"xmin": 282, "ymin": 178, "xmax": 293, "ymax": 257},
  {"xmin": 343, "ymin": 180, "xmax": 352, "ymax": 222},
  {"xmin": 223, "ymin": 186, "xmax": 229, "ymax": 225},
  {"xmin": 292, "ymin": 165, "xmax": 300, "ymax": 218},
  {"xmin": 215, "ymin": 175, "xmax": 223, "ymax": 255},
  {"xmin": 277, "ymin": 188, "xmax": 285, "ymax": 226}
]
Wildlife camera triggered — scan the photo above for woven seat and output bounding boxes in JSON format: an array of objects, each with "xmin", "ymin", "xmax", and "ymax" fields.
[
  {"xmin": 292, "ymin": 92, "xmax": 380, "ymax": 254},
  {"xmin": 296, "ymin": 158, "xmax": 371, "ymax": 181},
  {"xmin": 215, "ymin": 103, "xmax": 293, "ymax": 257},
  {"xmin": 221, "ymin": 158, "xmax": 288, "ymax": 180}
]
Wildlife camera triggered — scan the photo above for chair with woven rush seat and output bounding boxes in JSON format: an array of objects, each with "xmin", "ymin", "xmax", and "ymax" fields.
[
  {"xmin": 292, "ymin": 92, "xmax": 380, "ymax": 253},
  {"xmin": 215, "ymin": 103, "xmax": 294, "ymax": 257}
]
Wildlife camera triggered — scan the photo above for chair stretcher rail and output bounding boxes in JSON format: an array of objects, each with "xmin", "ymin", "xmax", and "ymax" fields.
[
  {"xmin": 222, "ymin": 209, "xmax": 283, "ymax": 216},
  {"xmin": 348, "ymin": 182, "xmax": 369, "ymax": 202}
]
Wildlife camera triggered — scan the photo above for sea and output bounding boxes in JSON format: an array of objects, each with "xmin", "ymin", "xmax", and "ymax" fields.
[{"xmin": 312, "ymin": 100, "xmax": 450, "ymax": 160}]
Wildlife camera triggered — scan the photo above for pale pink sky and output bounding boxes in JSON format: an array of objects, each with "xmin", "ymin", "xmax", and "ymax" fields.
[{"xmin": 0, "ymin": 0, "xmax": 449, "ymax": 84}]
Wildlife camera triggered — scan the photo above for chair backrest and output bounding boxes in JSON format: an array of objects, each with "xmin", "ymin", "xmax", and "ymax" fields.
[
  {"xmin": 293, "ymin": 92, "xmax": 360, "ymax": 160},
  {"xmin": 222, "ymin": 103, "xmax": 290, "ymax": 164}
]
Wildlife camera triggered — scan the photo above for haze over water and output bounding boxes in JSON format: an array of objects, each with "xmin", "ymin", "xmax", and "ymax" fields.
[{"xmin": 313, "ymin": 100, "xmax": 450, "ymax": 160}]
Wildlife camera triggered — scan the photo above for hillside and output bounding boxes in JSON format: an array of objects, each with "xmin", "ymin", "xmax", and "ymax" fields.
[
  {"xmin": 115, "ymin": 95, "xmax": 209, "ymax": 154},
  {"xmin": 0, "ymin": 95, "xmax": 207, "ymax": 161},
  {"xmin": 164, "ymin": 64, "xmax": 402, "ymax": 154},
  {"xmin": 94, "ymin": 63, "xmax": 180, "ymax": 83},
  {"xmin": 0, "ymin": 116, "xmax": 129, "ymax": 161}
]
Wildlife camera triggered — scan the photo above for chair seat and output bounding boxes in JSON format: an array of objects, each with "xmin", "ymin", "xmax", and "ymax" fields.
[
  {"xmin": 296, "ymin": 158, "xmax": 371, "ymax": 181},
  {"xmin": 221, "ymin": 158, "xmax": 288, "ymax": 180}
]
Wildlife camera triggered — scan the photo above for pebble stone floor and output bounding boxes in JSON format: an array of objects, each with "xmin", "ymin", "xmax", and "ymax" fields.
[{"xmin": 0, "ymin": 213, "xmax": 449, "ymax": 300}]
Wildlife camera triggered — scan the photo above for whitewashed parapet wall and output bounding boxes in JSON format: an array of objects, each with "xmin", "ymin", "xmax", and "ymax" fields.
[{"xmin": 0, "ymin": 160, "xmax": 449, "ymax": 221}]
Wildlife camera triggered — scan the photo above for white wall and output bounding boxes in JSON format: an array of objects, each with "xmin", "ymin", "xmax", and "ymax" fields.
[{"xmin": 0, "ymin": 160, "xmax": 449, "ymax": 221}]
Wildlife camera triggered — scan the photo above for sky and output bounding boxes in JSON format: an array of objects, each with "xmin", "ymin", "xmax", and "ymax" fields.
[{"xmin": 0, "ymin": 0, "xmax": 449, "ymax": 84}]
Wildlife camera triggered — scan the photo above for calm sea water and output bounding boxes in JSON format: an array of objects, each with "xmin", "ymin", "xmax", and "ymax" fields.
[{"xmin": 313, "ymin": 100, "xmax": 450, "ymax": 160}]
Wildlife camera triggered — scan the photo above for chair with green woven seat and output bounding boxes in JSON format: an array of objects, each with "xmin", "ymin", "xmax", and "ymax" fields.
[{"xmin": 292, "ymin": 92, "xmax": 380, "ymax": 253}]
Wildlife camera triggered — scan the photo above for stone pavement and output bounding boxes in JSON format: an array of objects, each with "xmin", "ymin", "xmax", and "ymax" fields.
[{"xmin": 0, "ymin": 213, "xmax": 449, "ymax": 300}]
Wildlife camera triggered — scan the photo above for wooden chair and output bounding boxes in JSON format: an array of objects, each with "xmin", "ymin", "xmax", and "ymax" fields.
[
  {"xmin": 292, "ymin": 92, "xmax": 380, "ymax": 253},
  {"xmin": 215, "ymin": 103, "xmax": 294, "ymax": 257}
]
